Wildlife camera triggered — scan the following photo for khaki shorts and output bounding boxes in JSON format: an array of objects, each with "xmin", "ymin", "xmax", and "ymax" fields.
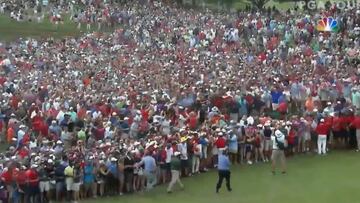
[
  {"xmin": 264, "ymin": 139, "xmax": 272, "ymax": 151},
  {"xmin": 39, "ymin": 181, "xmax": 50, "ymax": 192},
  {"xmin": 271, "ymin": 150, "xmax": 285, "ymax": 162},
  {"xmin": 72, "ymin": 183, "xmax": 81, "ymax": 192},
  {"xmin": 66, "ymin": 177, "xmax": 74, "ymax": 191}
]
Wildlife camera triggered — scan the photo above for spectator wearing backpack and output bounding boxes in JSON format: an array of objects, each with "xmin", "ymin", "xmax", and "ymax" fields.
[{"xmin": 271, "ymin": 128, "xmax": 286, "ymax": 175}]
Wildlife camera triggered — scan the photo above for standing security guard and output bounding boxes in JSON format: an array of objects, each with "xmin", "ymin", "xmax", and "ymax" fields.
[{"xmin": 216, "ymin": 148, "xmax": 232, "ymax": 193}]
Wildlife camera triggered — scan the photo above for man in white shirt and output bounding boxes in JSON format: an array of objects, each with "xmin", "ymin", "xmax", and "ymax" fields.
[
  {"xmin": 179, "ymin": 138, "xmax": 189, "ymax": 176},
  {"xmin": 165, "ymin": 143, "xmax": 173, "ymax": 174},
  {"xmin": 271, "ymin": 128, "xmax": 287, "ymax": 175}
]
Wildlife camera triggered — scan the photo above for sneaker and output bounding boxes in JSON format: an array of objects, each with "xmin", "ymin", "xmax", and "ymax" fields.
[
  {"xmin": 119, "ymin": 193, "xmax": 124, "ymax": 196},
  {"xmin": 356, "ymin": 149, "xmax": 360, "ymax": 152},
  {"xmin": 282, "ymin": 171, "xmax": 286, "ymax": 174},
  {"xmin": 247, "ymin": 161, "xmax": 253, "ymax": 165},
  {"xmin": 272, "ymin": 171, "xmax": 275, "ymax": 175},
  {"xmin": 228, "ymin": 188, "xmax": 232, "ymax": 192},
  {"xmin": 167, "ymin": 191, "xmax": 172, "ymax": 194},
  {"xmin": 216, "ymin": 188, "xmax": 219, "ymax": 193}
]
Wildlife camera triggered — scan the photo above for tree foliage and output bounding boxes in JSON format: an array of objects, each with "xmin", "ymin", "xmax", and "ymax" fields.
[{"xmin": 251, "ymin": 0, "xmax": 270, "ymax": 10}]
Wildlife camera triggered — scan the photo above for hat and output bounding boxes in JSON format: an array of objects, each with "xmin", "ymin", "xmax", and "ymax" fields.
[
  {"xmin": 56, "ymin": 140, "xmax": 62, "ymax": 144},
  {"xmin": 47, "ymin": 159, "xmax": 54, "ymax": 164},
  {"xmin": 211, "ymin": 106, "xmax": 219, "ymax": 112},
  {"xmin": 19, "ymin": 125, "xmax": 25, "ymax": 128},
  {"xmin": 320, "ymin": 118, "xmax": 325, "ymax": 122},
  {"xmin": 180, "ymin": 136, "xmax": 188, "ymax": 143},
  {"xmin": 174, "ymin": 151, "xmax": 181, "ymax": 156},
  {"xmin": 110, "ymin": 157, "xmax": 118, "ymax": 162},
  {"xmin": 31, "ymin": 164, "xmax": 38, "ymax": 168},
  {"xmin": 218, "ymin": 132, "xmax": 224, "ymax": 136}
]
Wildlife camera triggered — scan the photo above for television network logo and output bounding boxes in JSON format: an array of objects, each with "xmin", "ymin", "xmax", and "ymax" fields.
[
  {"xmin": 316, "ymin": 17, "xmax": 340, "ymax": 32},
  {"xmin": 299, "ymin": 0, "xmax": 360, "ymax": 10}
]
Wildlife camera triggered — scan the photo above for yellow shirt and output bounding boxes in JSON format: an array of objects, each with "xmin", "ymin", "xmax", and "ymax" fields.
[{"xmin": 64, "ymin": 166, "xmax": 74, "ymax": 177}]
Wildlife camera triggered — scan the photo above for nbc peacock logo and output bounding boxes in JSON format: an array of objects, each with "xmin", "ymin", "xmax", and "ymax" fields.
[{"xmin": 316, "ymin": 17, "xmax": 339, "ymax": 32}]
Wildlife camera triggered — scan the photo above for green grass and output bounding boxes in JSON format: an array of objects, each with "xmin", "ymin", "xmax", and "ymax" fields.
[
  {"xmin": 0, "ymin": 14, "xmax": 83, "ymax": 42},
  {"xmin": 78, "ymin": 151, "xmax": 360, "ymax": 203}
]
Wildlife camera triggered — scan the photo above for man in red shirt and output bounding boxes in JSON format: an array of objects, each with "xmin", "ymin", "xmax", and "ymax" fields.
[
  {"xmin": 25, "ymin": 164, "xmax": 40, "ymax": 203},
  {"xmin": 214, "ymin": 132, "xmax": 226, "ymax": 168},
  {"xmin": 15, "ymin": 166, "xmax": 27, "ymax": 201},
  {"xmin": 324, "ymin": 115, "xmax": 333, "ymax": 149},
  {"xmin": 215, "ymin": 133, "xmax": 226, "ymax": 149},
  {"xmin": 187, "ymin": 111, "xmax": 199, "ymax": 130},
  {"xmin": 332, "ymin": 113, "xmax": 345, "ymax": 148},
  {"xmin": 350, "ymin": 115, "xmax": 360, "ymax": 151},
  {"xmin": 316, "ymin": 119, "xmax": 330, "ymax": 155},
  {"xmin": 1, "ymin": 167, "xmax": 13, "ymax": 202}
]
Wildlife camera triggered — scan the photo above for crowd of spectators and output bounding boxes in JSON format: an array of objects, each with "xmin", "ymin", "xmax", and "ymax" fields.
[{"xmin": 0, "ymin": 0, "xmax": 359, "ymax": 203}]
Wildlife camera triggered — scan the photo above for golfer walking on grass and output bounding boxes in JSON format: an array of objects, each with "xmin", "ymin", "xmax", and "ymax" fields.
[
  {"xmin": 271, "ymin": 128, "xmax": 287, "ymax": 175},
  {"xmin": 216, "ymin": 148, "xmax": 232, "ymax": 193},
  {"xmin": 137, "ymin": 151, "xmax": 157, "ymax": 191},
  {"xmin": 167, "ymin": 152, "xmax": 184, "ymax": 193}
]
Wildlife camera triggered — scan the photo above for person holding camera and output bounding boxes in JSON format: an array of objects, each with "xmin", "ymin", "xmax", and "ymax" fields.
[{"xmin": 271, "ymin": 128, "xmax": 287, "ymax": 175}]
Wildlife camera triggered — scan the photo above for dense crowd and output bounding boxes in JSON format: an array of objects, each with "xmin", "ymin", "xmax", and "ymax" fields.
[{"xmin": 0, "ymin": 0, "xmax": 360, "ymax": 202}]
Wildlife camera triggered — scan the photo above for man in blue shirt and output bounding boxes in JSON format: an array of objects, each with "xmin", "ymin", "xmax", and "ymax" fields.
[
  {"xmin": 137, "ymin": 152, "xmax": 157, "ymax": 190},
  {"xmin": 216, "ymin": 149, "xmax": 232, "ymax": 193}
]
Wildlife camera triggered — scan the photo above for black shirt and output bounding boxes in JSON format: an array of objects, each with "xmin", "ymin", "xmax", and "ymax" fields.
[{"xmin": 264, "ymin": 128, "xmax": 272, "ymax": 138}]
